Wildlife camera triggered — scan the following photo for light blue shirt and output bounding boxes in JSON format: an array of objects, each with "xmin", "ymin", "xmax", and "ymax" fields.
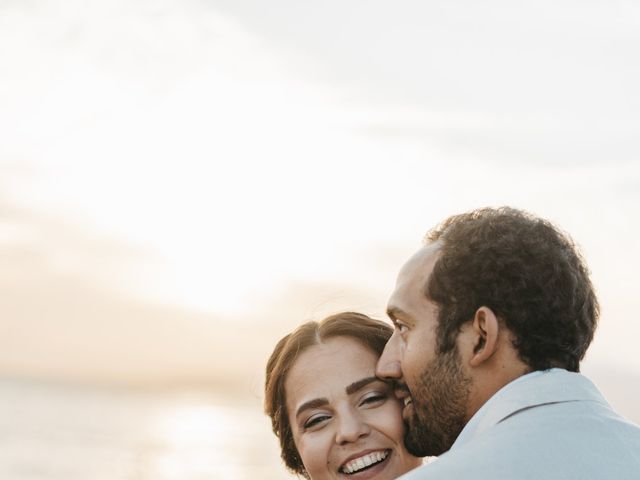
[{"xmin": 401, "ymin": 369, "xmax": 640, "ymax": 479}]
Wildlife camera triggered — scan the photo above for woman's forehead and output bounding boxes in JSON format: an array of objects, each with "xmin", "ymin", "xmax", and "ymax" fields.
[{"xmin": 285, "ymin": 337, "xmax": 379, "ymax": 408}]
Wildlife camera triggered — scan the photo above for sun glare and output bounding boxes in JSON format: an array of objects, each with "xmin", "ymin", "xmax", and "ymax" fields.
[{"xmin": 145, "ymin": 398, "xmax": 282, "ymax": 480}]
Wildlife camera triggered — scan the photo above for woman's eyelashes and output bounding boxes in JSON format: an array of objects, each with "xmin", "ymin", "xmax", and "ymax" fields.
[
  {"xmin": 303, "ymin": 413, "xmax": 331, "ymax": 430},
  {"xmin": 360, "ymin": 391, "xmax": 388, "ymax": 407},
  {"xmin": 301, "ymin": 388, "xmax": 391, "ymax": 431}
]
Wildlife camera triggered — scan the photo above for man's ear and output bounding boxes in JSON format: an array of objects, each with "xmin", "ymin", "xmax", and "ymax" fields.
[{"xmin": 468, "ymin": 306, "xmax": 500, "ymax": 367}]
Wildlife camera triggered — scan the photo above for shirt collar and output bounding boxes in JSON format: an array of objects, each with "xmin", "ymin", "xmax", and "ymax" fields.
[{"xmin": 450, "ymin": 368, "xmax": 607, "ymax": 450}]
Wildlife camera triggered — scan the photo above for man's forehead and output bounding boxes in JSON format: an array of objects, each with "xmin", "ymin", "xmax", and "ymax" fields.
[
  {"xmin": 398, "ymin": 242, "xmax": 441, "ymax": 284},
  {"xmin": 388, "ymin": 243, "xmax": 441, "ymax": 316}
]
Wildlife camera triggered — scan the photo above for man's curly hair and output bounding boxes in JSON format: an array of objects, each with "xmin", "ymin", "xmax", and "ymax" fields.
[{"xmin": 426, "ymin": 207, "xmax": 599, "ymax": 372}]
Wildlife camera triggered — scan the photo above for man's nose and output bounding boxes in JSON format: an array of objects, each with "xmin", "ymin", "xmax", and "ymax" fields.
[
  {"xmin": 335, "ymin": 411, "xmax": 370, "ymax": 445},
  {"xmin": 376, "ymin": 335, "xmax": 402, "ymax": 380}
]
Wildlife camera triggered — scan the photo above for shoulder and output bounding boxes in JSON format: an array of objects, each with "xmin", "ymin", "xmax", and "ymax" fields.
[{"xmin": 400, "ymin": 398, "xmax": 640, "ymax": 480}]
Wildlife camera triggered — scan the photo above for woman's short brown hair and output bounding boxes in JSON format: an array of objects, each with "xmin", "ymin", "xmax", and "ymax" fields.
[{"xmin": 264, "ymin": 312, "xmax": 393, "ymax": 477}]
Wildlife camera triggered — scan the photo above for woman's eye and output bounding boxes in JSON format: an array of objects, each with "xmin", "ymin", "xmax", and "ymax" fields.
[
  {"xmin": 361, "ymin": 393, "xmax": 387, "ymax": 407},
  {"xmin": 304, "ymin": 415, "xmax": 330, "ymax": 429}
]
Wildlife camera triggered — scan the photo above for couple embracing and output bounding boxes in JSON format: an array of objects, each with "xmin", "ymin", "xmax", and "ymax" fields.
[{"xmin": 265, "ymin": 207, "xmax": 640, "ymax": 479}]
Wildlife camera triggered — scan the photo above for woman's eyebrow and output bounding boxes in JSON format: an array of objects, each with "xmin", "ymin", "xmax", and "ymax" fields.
[
  {"xmin": 295, "ymin": 377, "xmax": 385, "ymax": 418},
  {"xmin": 346, "ymin": 376, "xmax": 382, "ymax": 395},
  {"xmin": 296, "ymin": 397, "xmax": 329, "ymax": 418}
]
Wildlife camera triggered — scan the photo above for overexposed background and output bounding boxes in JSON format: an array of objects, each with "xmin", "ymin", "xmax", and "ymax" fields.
[{"xmin": 1, "ymin": 1, "xmax": 639, "ymax": 479}]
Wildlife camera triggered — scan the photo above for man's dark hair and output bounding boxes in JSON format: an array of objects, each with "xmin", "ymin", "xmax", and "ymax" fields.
[{"xmin": 426, "ymin": 207, "xmax": 599, "ymax": 372}]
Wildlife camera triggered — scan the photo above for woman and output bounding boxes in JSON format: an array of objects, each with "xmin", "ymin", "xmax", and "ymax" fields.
[{"xmin": 265, "ymin": 312, "xmax": 423, "ymax": 479}]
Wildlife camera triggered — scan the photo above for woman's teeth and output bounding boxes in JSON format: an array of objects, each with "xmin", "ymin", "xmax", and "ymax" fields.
[
  {"xmin": 341, "ymin": 450, "xmax": 389, "ymax": 474},
  {"xmin": 403, "ymin": 397, "xmax": 412, "ymax": 407}
]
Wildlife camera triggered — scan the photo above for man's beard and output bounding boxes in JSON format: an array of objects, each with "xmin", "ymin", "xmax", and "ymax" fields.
[{"xmin": 403, "ymin": 346, "xmax": 471, "ymax": 457}]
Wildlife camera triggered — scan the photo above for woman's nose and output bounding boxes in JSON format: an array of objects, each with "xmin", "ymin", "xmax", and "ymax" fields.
[{"xmin": 335, "ymin": 411, "xmax": 371, "ymax": 445}]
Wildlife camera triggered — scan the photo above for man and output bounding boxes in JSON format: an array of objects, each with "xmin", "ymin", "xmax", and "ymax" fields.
[{"xmin": 377, "ymin": 207, "xmax": 640, "ymax": 479}]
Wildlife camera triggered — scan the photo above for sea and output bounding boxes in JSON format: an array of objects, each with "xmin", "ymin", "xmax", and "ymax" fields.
[
  {"xmin": 2, "ymin": 372, "xmax": 637, "ymax": 480},
  {"xmin": 0, "ymin": 379, "xmax": 290, "ymax": 480}
]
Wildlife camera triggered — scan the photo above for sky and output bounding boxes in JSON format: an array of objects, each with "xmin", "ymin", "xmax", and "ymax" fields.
[{"xmin": 1, "ymin": 0, "xmax": 639, "ymax": 417}]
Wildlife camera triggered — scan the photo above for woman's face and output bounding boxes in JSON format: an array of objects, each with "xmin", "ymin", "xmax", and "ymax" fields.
[{"xmin": 285, "ymin": 336, "xmax": 422, "ymax": 480}]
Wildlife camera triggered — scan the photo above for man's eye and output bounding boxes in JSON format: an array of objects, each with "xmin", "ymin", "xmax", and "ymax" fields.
[
  {"xmin": 395, "ymin": 322, "xmax": 408, "ymax": 333},
  {"xmin": 304, "ymin": 415, "xmax": 330, "ymax": 429}
]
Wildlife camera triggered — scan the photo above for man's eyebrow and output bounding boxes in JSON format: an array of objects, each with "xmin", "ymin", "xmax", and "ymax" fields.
[
  {"xmin": 296, "ymin": 398, "xmax": 329, "ymax": 418},
  {"xmin": 346, "ymin": 376, "xmax": 383, "ymax": 395},
  {"xmin": 386, "ymin": 306, "xmax": 407, "ymax": 321}
]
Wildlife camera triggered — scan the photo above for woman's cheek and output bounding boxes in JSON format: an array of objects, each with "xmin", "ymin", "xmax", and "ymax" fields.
[{"xmin": 296, "ymin": 428, "xmax": 334, "ymax": 478}]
